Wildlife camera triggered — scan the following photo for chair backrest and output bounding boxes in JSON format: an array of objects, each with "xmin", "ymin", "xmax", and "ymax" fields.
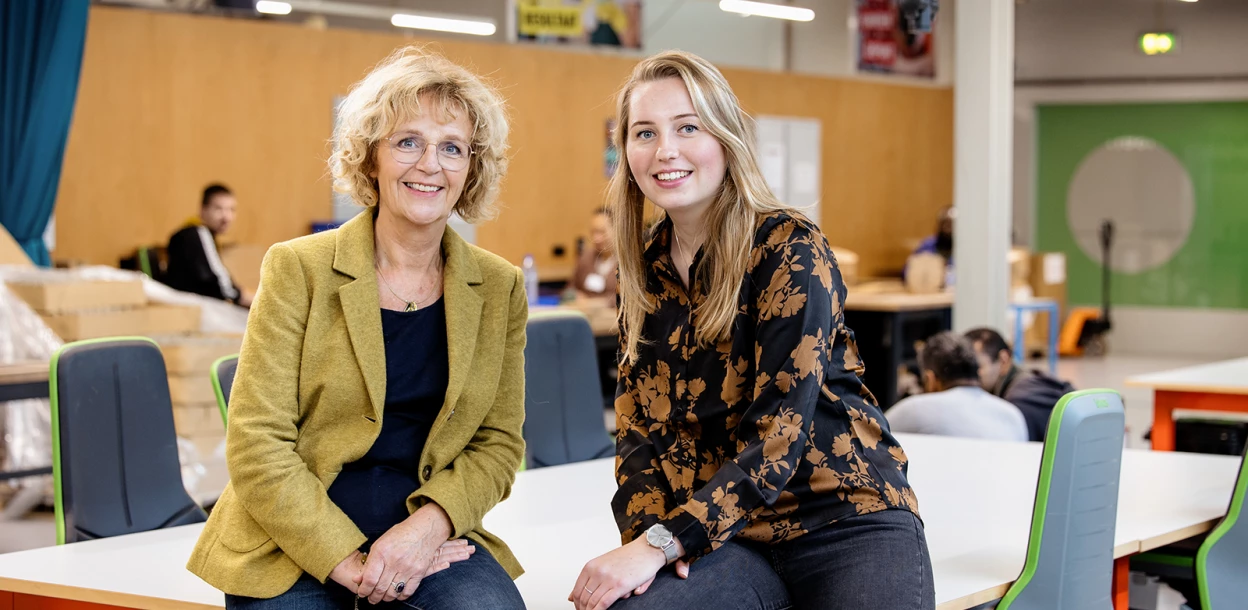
[
  {"xmin": 211, "ymin": 354, "xmax": 238, "ymax": 425},
  {"xmin": 50, "ymin": 337, "xmax": 207, "ymax": 544},
  {"xmin": 1196, "ymin": 442, "xmax": 1248, "ymax": 609},
  {"xmin": 523, "ymin": 310, "xmax": 614, "ymax": 468},
  {"xmin": 998, "ymin": 389, "xmax": 1126, "ymax": 610}
]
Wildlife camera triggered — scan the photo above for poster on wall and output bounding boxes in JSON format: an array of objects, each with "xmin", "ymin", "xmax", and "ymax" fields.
[
  {"xmin": 856, "ymin": 0, "xmax": 935, "ymax": 78},
  {"xmin": 517, "ymin": 0, "xmax": 642, "ymax": 49}
]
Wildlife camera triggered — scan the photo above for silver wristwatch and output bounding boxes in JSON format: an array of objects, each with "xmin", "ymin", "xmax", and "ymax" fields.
[{"xmin": 645, "ymin": 524, "xmax": 679, "ymax": 564}]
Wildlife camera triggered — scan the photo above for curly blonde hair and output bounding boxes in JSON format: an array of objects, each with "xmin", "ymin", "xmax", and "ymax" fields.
[{"xmin": 330, "ymin": 46, "xmax": 509, "ymax": 223}]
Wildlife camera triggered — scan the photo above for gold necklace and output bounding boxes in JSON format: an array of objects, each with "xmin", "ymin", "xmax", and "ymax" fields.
[
  {"xmin": 375, "ymin": 255, "xmax": 442, "ymax": 312},
  {"xmin": 671, "ymin": 227, "xmax": 697, "ymax": 270}
]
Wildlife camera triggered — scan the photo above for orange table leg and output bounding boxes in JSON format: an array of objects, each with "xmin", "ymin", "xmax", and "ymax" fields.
[
  {"xmin": 1152, "ymin": 390, "xmax": 1179, "ymax": 451},
  {"xmin": 1113, "ymin": 556, "xmax": 1130, "ymax": 610},
  {"xmin": 1152, "ymin": 390, "xmax": 1248, "ymax": 451},
  {"xmin": 12, "ymin": 594, "xmax": 129, "ymax": 610}
]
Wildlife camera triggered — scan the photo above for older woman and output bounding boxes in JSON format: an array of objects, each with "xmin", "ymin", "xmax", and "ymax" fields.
[{"xmin": 187, "ymin": 47, "xmax": 527, "ymax": 609}]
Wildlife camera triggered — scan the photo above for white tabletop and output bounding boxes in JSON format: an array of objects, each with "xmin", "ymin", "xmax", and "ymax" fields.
[
  {"xmin": 0, "ymin": 434, "xmax": 1237, "ymax": 610},
  {"xmin": 1125, "ymin": 357, "xmax": 1248, "ymax": 395}
]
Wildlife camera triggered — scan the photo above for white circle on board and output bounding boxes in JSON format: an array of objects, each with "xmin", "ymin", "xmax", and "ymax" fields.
[{"xmin": 1066, "ymin": 136, "xmax": 1195, "ymax": 274}]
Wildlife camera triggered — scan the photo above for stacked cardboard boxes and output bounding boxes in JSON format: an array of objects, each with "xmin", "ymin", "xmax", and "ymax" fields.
[
  {"xmin": 157, "ymin": 334, "xmax": 243, "ymax": 442},
  {"xmin": 6, "ymin": 276, "xmax": 200, "ymax": 341}
]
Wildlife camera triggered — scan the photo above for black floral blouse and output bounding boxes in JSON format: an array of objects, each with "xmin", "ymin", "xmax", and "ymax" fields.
[{"xmin": 612, "ymin": 211, "xmax": 920, "ymax": 559}]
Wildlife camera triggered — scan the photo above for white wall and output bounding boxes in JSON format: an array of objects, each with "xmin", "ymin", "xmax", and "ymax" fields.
[
  {"xmin": 790, "ymin": 0, "xmax": 955, "ymax": 86},
  {"xmin": 1015, "ymin": 0, "xmax": 1248, "ymax": 83},
  {"xmin": 642, "ymin": 0, "xmax": 786, "ymax": 71},
  {"xmin": 640, "ymin": 0, "xmax": 955, "ymax": 82}
]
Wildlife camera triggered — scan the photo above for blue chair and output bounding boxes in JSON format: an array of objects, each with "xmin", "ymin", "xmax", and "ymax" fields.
[
  {"xmin": 1195, "ymin": 441, "xmax": 1248, "ymax": 608},
  {"xmin": 50, "ymin": 337, "xmax": 206, "ymax": 544},
  {"xmin": 522, "ymin": 310, "xmax": 614, "ymax": 468},
  {"xmin": 210, "ymin": 353, "xmax": 238, "ymax": 425},
  {"xmin": 998, "ymin": 389, "xmax": 1126, "ymax": 609}
]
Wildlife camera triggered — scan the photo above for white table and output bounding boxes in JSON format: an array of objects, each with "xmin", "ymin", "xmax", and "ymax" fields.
[
  {"xmin": 0, "ymin": 434, "xmax": 1237, "ymax": 610},
  {"xmin": 1126, "ymin": 357, "xmax": 1248, "ymax": 451}
]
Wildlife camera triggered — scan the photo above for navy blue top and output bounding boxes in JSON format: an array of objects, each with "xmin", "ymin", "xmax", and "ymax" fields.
[{"xmin": 327, "ymin": 299, "xmax": 449, "ymax": 547}]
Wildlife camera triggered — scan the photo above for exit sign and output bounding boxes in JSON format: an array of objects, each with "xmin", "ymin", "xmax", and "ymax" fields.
[{"xmin": 1139, "ymin": 32, "xmax": 1178, "ymax": 55}]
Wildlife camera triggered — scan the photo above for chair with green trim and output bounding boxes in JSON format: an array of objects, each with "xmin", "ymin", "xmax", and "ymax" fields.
[
  {"xmin": 210, "ymin": 354, "xmax": 238, "ymax": 425},
  {"xmin": 50, "ymin": 337, "xmax": 207, "ymax": 544},
  {"xmin": 1195, "ymin": 442, "xmax": 1248, "ymax": 609},
  {"xmin": 522, "ymin": 310, "xmax": 614, "ymax": 469},
  {"xmin": 997, "ymin": 389, "xmax": 1126, "ymax": 610}
]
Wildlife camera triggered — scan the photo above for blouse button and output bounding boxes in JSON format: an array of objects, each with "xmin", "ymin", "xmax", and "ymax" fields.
[{"xmin": 422, "ymin": 465, "xmax": 433, "ymax": 480}]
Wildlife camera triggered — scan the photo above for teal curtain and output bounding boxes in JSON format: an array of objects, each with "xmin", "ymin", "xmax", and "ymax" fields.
[{"xmin": 1, "ymin": 0, "xmax": 89, "ymax": 266}]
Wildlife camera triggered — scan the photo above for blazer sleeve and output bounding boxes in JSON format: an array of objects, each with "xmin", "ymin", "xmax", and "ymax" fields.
[
  {"xmin": 224, "ymin": 243, "xmax": 367, "ymax": 582},
  {"xmin": 405, "ymin": 266, "xmax": 528, "ymax": 538}
]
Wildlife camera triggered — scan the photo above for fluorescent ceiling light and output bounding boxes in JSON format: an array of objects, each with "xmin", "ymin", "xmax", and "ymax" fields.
[
  {"xmin": 719, "ymin": 0, "xmax": 814, "ymax": 21},
  {"xmin": 391, "ymin": 13, "xmax": 496, "ymax": 36},
  {"xmin": 255, "ymin": 1, "xmax": 292, "ymax": 15}
]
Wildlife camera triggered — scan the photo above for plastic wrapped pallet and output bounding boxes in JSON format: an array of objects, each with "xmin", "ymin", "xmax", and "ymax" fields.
[{"xmin": 0, "ymin": 265, "xmax": 249, "ymax": 503}]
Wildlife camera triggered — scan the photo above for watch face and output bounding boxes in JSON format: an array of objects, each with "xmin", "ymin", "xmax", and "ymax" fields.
[{"xmin": 647, "ymin": 525, "xmax": 673, "ymax": 546}]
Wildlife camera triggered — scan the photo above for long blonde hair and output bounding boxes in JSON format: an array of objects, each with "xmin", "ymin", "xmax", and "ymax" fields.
[{"xmin": 611, "ymin": 51, "xmax": 791, "ymax": 363}]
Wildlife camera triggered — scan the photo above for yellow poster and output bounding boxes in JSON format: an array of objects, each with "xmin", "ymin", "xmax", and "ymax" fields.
[{"xmin": 516, "ymin": 0, "xmax": 641, "ymax": 49}]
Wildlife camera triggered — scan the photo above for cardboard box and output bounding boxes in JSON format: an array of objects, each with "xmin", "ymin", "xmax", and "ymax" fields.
[
  {"xmin": 7, "ymin": 278, "xmax": 146, "ymax": 313},
  {"xmin": 171, "ymin": 402, "xmax": 225, "ymax": 438},
  {"xmin": 0, "ymin": 225, "xmax": 32, "ymax": 266},
  {"xmin": 1025, "ymin": 252, "xmax": 1068, "ymax": 355},
  {"xmin": 1009, "ymin": 247, "xmax": 1031, "ymax": 288},
  {"xmin": 157, "ymin": 334, "xmax": 243, "ymax": 376},
  {"xmin": 168, "ymin": 373, "xmax": 217, "ymax": 405},
  {"xmin": 40, "ymin": 304, "xmax": 200, "ymax": 341}
]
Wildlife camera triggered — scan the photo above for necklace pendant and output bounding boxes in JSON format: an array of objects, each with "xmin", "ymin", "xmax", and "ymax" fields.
[{"xmin": 405, "ymin": 302, "xmax": 417, "ymax": 312}]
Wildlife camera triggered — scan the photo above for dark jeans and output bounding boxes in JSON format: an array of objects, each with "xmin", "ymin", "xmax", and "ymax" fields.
[
  {"xmin": 613, "ymin": 509, "xmax": 935, "ymax": 610},
  {"xmin": 224, "ymin": 544, "xmax": 525, "ymax": 610}
]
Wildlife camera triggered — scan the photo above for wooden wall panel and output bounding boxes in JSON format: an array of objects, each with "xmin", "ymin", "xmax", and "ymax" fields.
[{"xmin": 54, "ymin": 6, "xmax": 951, "ymax": 279}]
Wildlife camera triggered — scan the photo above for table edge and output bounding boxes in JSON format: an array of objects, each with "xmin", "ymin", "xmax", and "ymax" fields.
[
  {"xmin": 0, "ymin": 575, "xmax": 221, "ymax": 610},
  {"xmin": 1137, "ymin": 520, "xmax": 1219, "ymax": 554},
  {"xmin": 936, "ymin": 583, "xmax": 1010, "ymax": 610},
  {"xmin": 1123, "ymin": 379, "xmax": 1248, "ymax": 395}
]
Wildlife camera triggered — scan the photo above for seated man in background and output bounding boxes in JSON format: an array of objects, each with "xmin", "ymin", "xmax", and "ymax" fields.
[
  {"xmin": 964, "ymin": 327, "xmax": 1077, "ymax": 442},
  {"xmin": 886, "ymin": 331, "xmax": 1029, "ymax": 442},
  {"xmin": 164, "ymin": 183, "xmax": 251, "ymax": 307}
]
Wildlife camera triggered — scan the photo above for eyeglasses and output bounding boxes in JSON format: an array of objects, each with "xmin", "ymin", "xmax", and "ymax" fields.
[{"xmin": 385, "ymin": 133, "xmax": 473, "ymax": 171}]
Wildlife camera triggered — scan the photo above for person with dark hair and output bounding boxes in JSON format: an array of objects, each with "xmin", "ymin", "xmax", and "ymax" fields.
[
  {"xmin": 903, "ymin": 206, "xmax": 953, "ymax": 281},
  {"xmin": 885, "ymin": 331, "xmax": 1028, "ymax": 441},
  {"xmin": 164, "ymin": 183, "xmax": 252, "ymax": 307},
  {"xmin": 572, "ymin": 206, "xmax": 618, "ymax": 300},
  {"xmin": 963, "ymin": 327, "xmax": 1077, "ymax": 442}
]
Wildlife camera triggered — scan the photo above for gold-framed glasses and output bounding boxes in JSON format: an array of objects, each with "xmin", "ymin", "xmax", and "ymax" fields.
[{"xmin": 385, "ymin": 133, "xmax": 473, "ymax": 171}]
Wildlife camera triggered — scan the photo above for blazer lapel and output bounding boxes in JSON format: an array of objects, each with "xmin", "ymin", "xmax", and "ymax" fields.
[
  {"xmin": 333, "ymin": 212, "xmax": 387, "ymax": 420},
  {"xmin": 440, "ymin": 227, "xmax": 483, "ymax": 416}
]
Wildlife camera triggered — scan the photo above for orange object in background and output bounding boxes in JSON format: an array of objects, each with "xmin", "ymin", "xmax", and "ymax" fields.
[{"xmin": 1059, "ymin": 306, "xmax": 1104, "ymax": 357}]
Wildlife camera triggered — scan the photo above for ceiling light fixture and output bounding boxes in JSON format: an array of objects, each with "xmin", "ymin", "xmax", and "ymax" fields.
[
  {"xmin": 255, "ymin": 1, "xmax": 292, "ymax": 15},
  {"xmin": 719, "ymin": 0, "xmax": 815, "ymax": 22},
  {"xmin": 391, "ymin": 13, "xmax": 497, "ymax": 36}
]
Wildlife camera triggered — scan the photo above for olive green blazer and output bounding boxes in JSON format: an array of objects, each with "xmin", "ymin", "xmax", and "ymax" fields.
[{"xmin": 186, "ymin": 211, "xmax": 527, "ymax": 598}]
